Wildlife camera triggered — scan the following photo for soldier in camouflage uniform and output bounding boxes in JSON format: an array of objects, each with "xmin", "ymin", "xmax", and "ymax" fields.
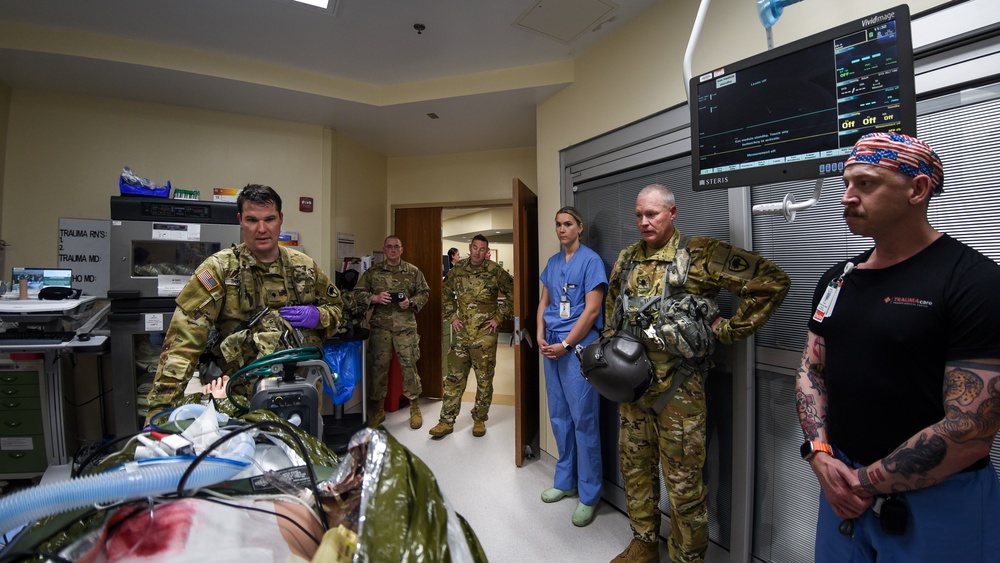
[
  {"xmin": 430, "ymin": 234, "xmax": 514, "ymax": 438},
  {"xmin": 353, "ymin": 235, "xmax": 430, "ymax": 429},
  {"xmin": 609, "ymin": 185, "xmax": 789, "ymax": 563},
  {"xmin": 145, "ymin": 185, "xmax": 343, "ymax": 424}
]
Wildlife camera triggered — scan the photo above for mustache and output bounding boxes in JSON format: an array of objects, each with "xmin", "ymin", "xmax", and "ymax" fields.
[{"xmin": 843, "ymin": 208, "xmax": 864, "ymax": 218}]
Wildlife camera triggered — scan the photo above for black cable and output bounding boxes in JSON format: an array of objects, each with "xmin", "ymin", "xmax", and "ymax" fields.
[
  {"xmin": 0, "ymin": 506, "xmax": 107, "ymax": 562},
  {"xmin": 196, "ymin": 495, "xmax": 321, "ymax": 546},
  {"xmin": 0, "ymin": 504, "xmax": 107, "ymax": 563},
  {"xmin": 8, "ymin": 424, "xmax": 329, "ymax": 557},
  {"xmin": 0, "ymin": 550, "xmax": 75, "ymax": 563},
  {"xmin": 0, "ymin": 494, "xmax": 321, "ymax": 563},
  {"xmin": 71, "ymin": 433, "xmax": 142, "ymax": 478},
  {"xmin": 64, "ymin": 388, "xmax": 112, "ymax": 408},
  {"xmin": 175, "ymin": 419, "xmax": 329, "ymax": 531}
]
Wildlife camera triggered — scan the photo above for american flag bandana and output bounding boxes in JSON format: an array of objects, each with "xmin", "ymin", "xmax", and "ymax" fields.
[
  {"xmin": 845, "ymin": 132, "xmax": 944, "ymax": 194},
  {"xmin": 197, "ymin": 269, "xmax": 220, "ymax": 291}
]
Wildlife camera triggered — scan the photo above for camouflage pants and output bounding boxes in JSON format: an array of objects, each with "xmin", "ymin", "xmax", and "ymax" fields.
[
  {"xmin": 619, "ymin": 369, "xmax": 708, "ymax": 563},
  {"xmin": 439, "ymin": 331, "xmax": 499, "ymax": 423},
  {"xmin": 367, "ymin": 326, "xmax": 422, "ymax": 402}
]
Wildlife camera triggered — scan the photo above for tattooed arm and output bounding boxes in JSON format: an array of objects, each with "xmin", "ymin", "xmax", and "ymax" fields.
[
  {"xmin": 854, "ymin": 358, "xmax": 1000, "ymax": 497},
  {"xmin": 797, "ymin": 331, "xmax": 872, "ymax": 519},
  {"xmin": 796, "ymin": 331, "xmax": 829, "ymax": 443}
]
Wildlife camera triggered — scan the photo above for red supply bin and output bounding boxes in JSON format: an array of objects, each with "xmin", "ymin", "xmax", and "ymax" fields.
[{"xmin": 384, "ymin": 351, "xmax": 406, "ymax": 412}]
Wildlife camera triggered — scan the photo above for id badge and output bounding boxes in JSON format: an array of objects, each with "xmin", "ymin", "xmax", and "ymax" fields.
[
  {"xmin": 813, "ymin": 262, "xmax": 854, "ymax": 322},
  {"xmin": 559, "ymin": 294, "xmax": 570, "ymax": 319},
  {"xmin": 812, "ymin": 280, "xmax": 841, "ymax": 322}
]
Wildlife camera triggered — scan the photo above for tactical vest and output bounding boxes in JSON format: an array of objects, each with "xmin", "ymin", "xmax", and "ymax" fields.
[
  {"xmin": 603, "ymin": 236, "xmax": 720, "ymax": 413},
  {"xmin": 613, "ymin": 235, "xmax": 719, "ymax": 362}
]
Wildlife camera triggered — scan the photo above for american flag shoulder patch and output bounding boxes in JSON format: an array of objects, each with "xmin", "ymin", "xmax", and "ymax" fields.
[{"xmin": 197, "ymin": 270, "xmax": 220, "ymax": 291}]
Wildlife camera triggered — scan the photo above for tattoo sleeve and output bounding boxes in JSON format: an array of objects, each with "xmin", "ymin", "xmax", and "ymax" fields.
[
  {"xmin": 938, "ymin": 364, "xmax": 1000, "ymax": 444},
  {"xmin": 883, "ymin": 433, "xmax": 947, "ymax": 482},
  {"xmin": 874, "ymin": 360, "xmax": 1000, "ymax": 493},
  {"xmin": 796, "ymin": 335, "xmax": 827, "ymax": 440},
  {"xmin": 796, "ymin": 389, "xmax": 823, "ymax": 440}
]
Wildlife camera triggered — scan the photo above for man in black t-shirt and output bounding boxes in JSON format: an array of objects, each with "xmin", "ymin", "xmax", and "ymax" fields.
[{"xmin": 796, "ymin": 133, "xmax": 1000, "ymax": 562}]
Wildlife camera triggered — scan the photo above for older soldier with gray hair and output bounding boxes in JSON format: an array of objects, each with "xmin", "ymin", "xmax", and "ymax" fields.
[
  {"xmin": 145, "ymin": 184, "xmax": 343, "ymax": 424},
  {"xmin": 431, "ymin": 234, "xmax": 514, "ymax": 438},
  {"xmin": 608, "ymin": 184, "xmax": 789, "ymax": 563},
  {"xmin": 354, "ymin": 235, "xmax": 430, "ymax": 429}
]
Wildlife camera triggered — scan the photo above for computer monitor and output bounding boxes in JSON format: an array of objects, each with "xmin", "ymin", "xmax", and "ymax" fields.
[
  {"xmin": 689, "ymin": 5, "xmax": 915, "ymax": 191},
  {"xmin": 11, "ymin": 267, "xmax": 73, "ymax": 291}
]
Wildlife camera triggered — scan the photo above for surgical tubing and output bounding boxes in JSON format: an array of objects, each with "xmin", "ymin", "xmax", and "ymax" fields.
[{"xmin": 0, "ymin": 456, "xmax": 248, "ymax": 538}]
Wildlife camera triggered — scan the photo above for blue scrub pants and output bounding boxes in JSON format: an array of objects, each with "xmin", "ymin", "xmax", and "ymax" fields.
[
  {"xmin": 815, "ymin": 462, "xmax": 1000, "ymax": 562},
  {"xmin": 544, "ymin": 329, "xmax": 602, "ymax": 506}
]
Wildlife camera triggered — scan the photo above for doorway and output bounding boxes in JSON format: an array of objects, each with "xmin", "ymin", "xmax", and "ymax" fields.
[
  {"xmin": 441, "ymin": 206, "xmax": 515, "ymax": 405},
  {"xmin": 393, "ymin": 178, "xmax": 537, "ymax": 467},
  {"xmin": 393, "ymin": 203, "xmax": 514, "ymax": 400}
]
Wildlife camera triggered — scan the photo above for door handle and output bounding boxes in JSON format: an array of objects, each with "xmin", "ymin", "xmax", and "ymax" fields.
[{"xmin": 512, "ymin": 317, "xmax": 534, "ymax": 348}]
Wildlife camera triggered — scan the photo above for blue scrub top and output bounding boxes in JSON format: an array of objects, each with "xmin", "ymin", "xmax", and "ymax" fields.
[{"xmin": 539, "ymin": 243, "xmax": 608, "ymax": 335}]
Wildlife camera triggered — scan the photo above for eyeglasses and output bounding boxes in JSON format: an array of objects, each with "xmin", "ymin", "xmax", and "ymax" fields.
[{"xmin": 384, "ymin": 244, "xmax": 401, "ymax": 250}]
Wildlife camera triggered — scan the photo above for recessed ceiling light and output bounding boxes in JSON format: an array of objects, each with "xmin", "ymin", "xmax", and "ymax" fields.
[{"xmin": 292, "ymin": 0, "xmax": 329, "ymax": 7}]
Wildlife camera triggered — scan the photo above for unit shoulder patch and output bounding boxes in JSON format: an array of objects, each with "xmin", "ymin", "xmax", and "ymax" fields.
[{"xmin": 710, "ymin": 246, "xmax": 759, "ymax": 281}]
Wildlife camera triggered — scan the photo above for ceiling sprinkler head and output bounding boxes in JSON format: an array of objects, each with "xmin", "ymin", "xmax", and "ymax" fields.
[{"xmin": 413, "ymin": 23, "xmax": 426, "ymax": 35}]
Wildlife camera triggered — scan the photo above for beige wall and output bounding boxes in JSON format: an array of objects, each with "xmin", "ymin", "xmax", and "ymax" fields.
[
  {"xmin": 0, "ymin": 91, "xmax": 534, "ymax": 278},
  {"xmin": 533, "ymin": 0, "xmax": 947, "ymax": 454},
  {"xmin": 536, "ymin": 0, "xmax": 946, "ymax": 230},
  {"xmin": 0, "ymin": 80, "xmax": 9, "ymax": 244},
  {"xmin": 0, "ymin": 90, "xmax": 348, "ymax": 273},
  {"xmin": 331, "ymin": 131, "xmax": 388, "ymax": 265},
  {"xmin": 0, "ymin": 0, "xmax": 951, "ymax": 458},
  {"xmin": 388, "ymin": 146, "xmax": 536, "ymax": 210}
]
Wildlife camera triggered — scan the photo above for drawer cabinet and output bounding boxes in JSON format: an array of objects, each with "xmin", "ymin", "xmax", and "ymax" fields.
[
  {"xmin": 0, "ymin": 445, "xmax": 47, "ymax": 474},
  {"xmin": 0, "ymin": 367, "xmax": 46, "ymax": 475}
]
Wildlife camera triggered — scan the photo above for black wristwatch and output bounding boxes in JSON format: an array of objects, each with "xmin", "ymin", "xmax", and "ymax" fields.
[
  {"xmin": 562, "ymin": 340, "xmax": 572, "ymax": 352},
  {"xmin": 800, "ymin": 440, "xmax": 832, "ymax": 461}
]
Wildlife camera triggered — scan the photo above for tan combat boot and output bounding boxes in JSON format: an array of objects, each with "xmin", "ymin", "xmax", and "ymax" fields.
[
  {"xmin": 472, "ymin": 420, "xmax": 486, "ymax": 437},
  {"xmin": 429, "ymin": 420, "xmax": 453, "ymax": 438},
  {"xmin": 409, "ymin": 402, "xmax": 422, "ymax": 429},
  {"xmin": 610, "ymin": 538, "xmax": 659, "ymax": 563},
  {"xmin": 368, "ymin": 402, "xmax": 385, "ymax": 428}
]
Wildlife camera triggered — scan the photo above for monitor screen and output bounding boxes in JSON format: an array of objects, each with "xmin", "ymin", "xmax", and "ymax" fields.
[
  {"xmin": 11, "ymin": 267, "xmax": 73, "ymax": 291},
  {"xmin": 689, "ymin": 5, "xmax": 915, "ymax": 191}
]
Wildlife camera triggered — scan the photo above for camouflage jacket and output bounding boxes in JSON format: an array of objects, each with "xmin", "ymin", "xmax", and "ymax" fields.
[
  {"xmin": 354, "ymin": 260, "xmax": 430, "ymax": 331},
  {"xmin": 443, "ymin": 258, "xmax": 514, "ymax": 328},
  {"xmin": 147, "ymin": 243, "xmax": 343, "ymax": 418},
  {"xmin": 605, "ymin": 229, "xmax": 789, "ymax": 400}
]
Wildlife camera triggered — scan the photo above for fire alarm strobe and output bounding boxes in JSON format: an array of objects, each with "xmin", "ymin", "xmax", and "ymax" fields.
[{"xmin": 299, "ymin": 197, "xmax": 314, "ymax": 212}]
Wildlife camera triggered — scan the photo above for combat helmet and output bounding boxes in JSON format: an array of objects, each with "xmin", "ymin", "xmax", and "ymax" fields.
[{"xmin": 577, "ymin": 331, "xmax": 653, "ymax": 403}]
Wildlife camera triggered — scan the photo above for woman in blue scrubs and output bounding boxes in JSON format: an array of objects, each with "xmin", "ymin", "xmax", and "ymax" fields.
[{"xmin": 536, "ymin": 206, "xmax": 608, "ymax": 527}]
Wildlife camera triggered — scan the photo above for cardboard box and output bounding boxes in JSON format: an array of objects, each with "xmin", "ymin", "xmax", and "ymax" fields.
[
  {"xmin": 213, "ymin": 187, "xmax": 239, "ymax": 203},
  {"xmin": 278, "ymin": 230, "xmax": 299, "ymax": 246},
  {"xmin": 173, "ymin": 188, "xmax": 200, "ymax": 200}
]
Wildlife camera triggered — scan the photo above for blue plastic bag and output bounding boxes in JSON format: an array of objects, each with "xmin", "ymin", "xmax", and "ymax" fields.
[
  {"xmin": 119, "ymin": 166, "xmax": 170, "ymax": 198},
  {"xmin": 322, "ymin": 340, "xmax": 362, "ymax": 405}
]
